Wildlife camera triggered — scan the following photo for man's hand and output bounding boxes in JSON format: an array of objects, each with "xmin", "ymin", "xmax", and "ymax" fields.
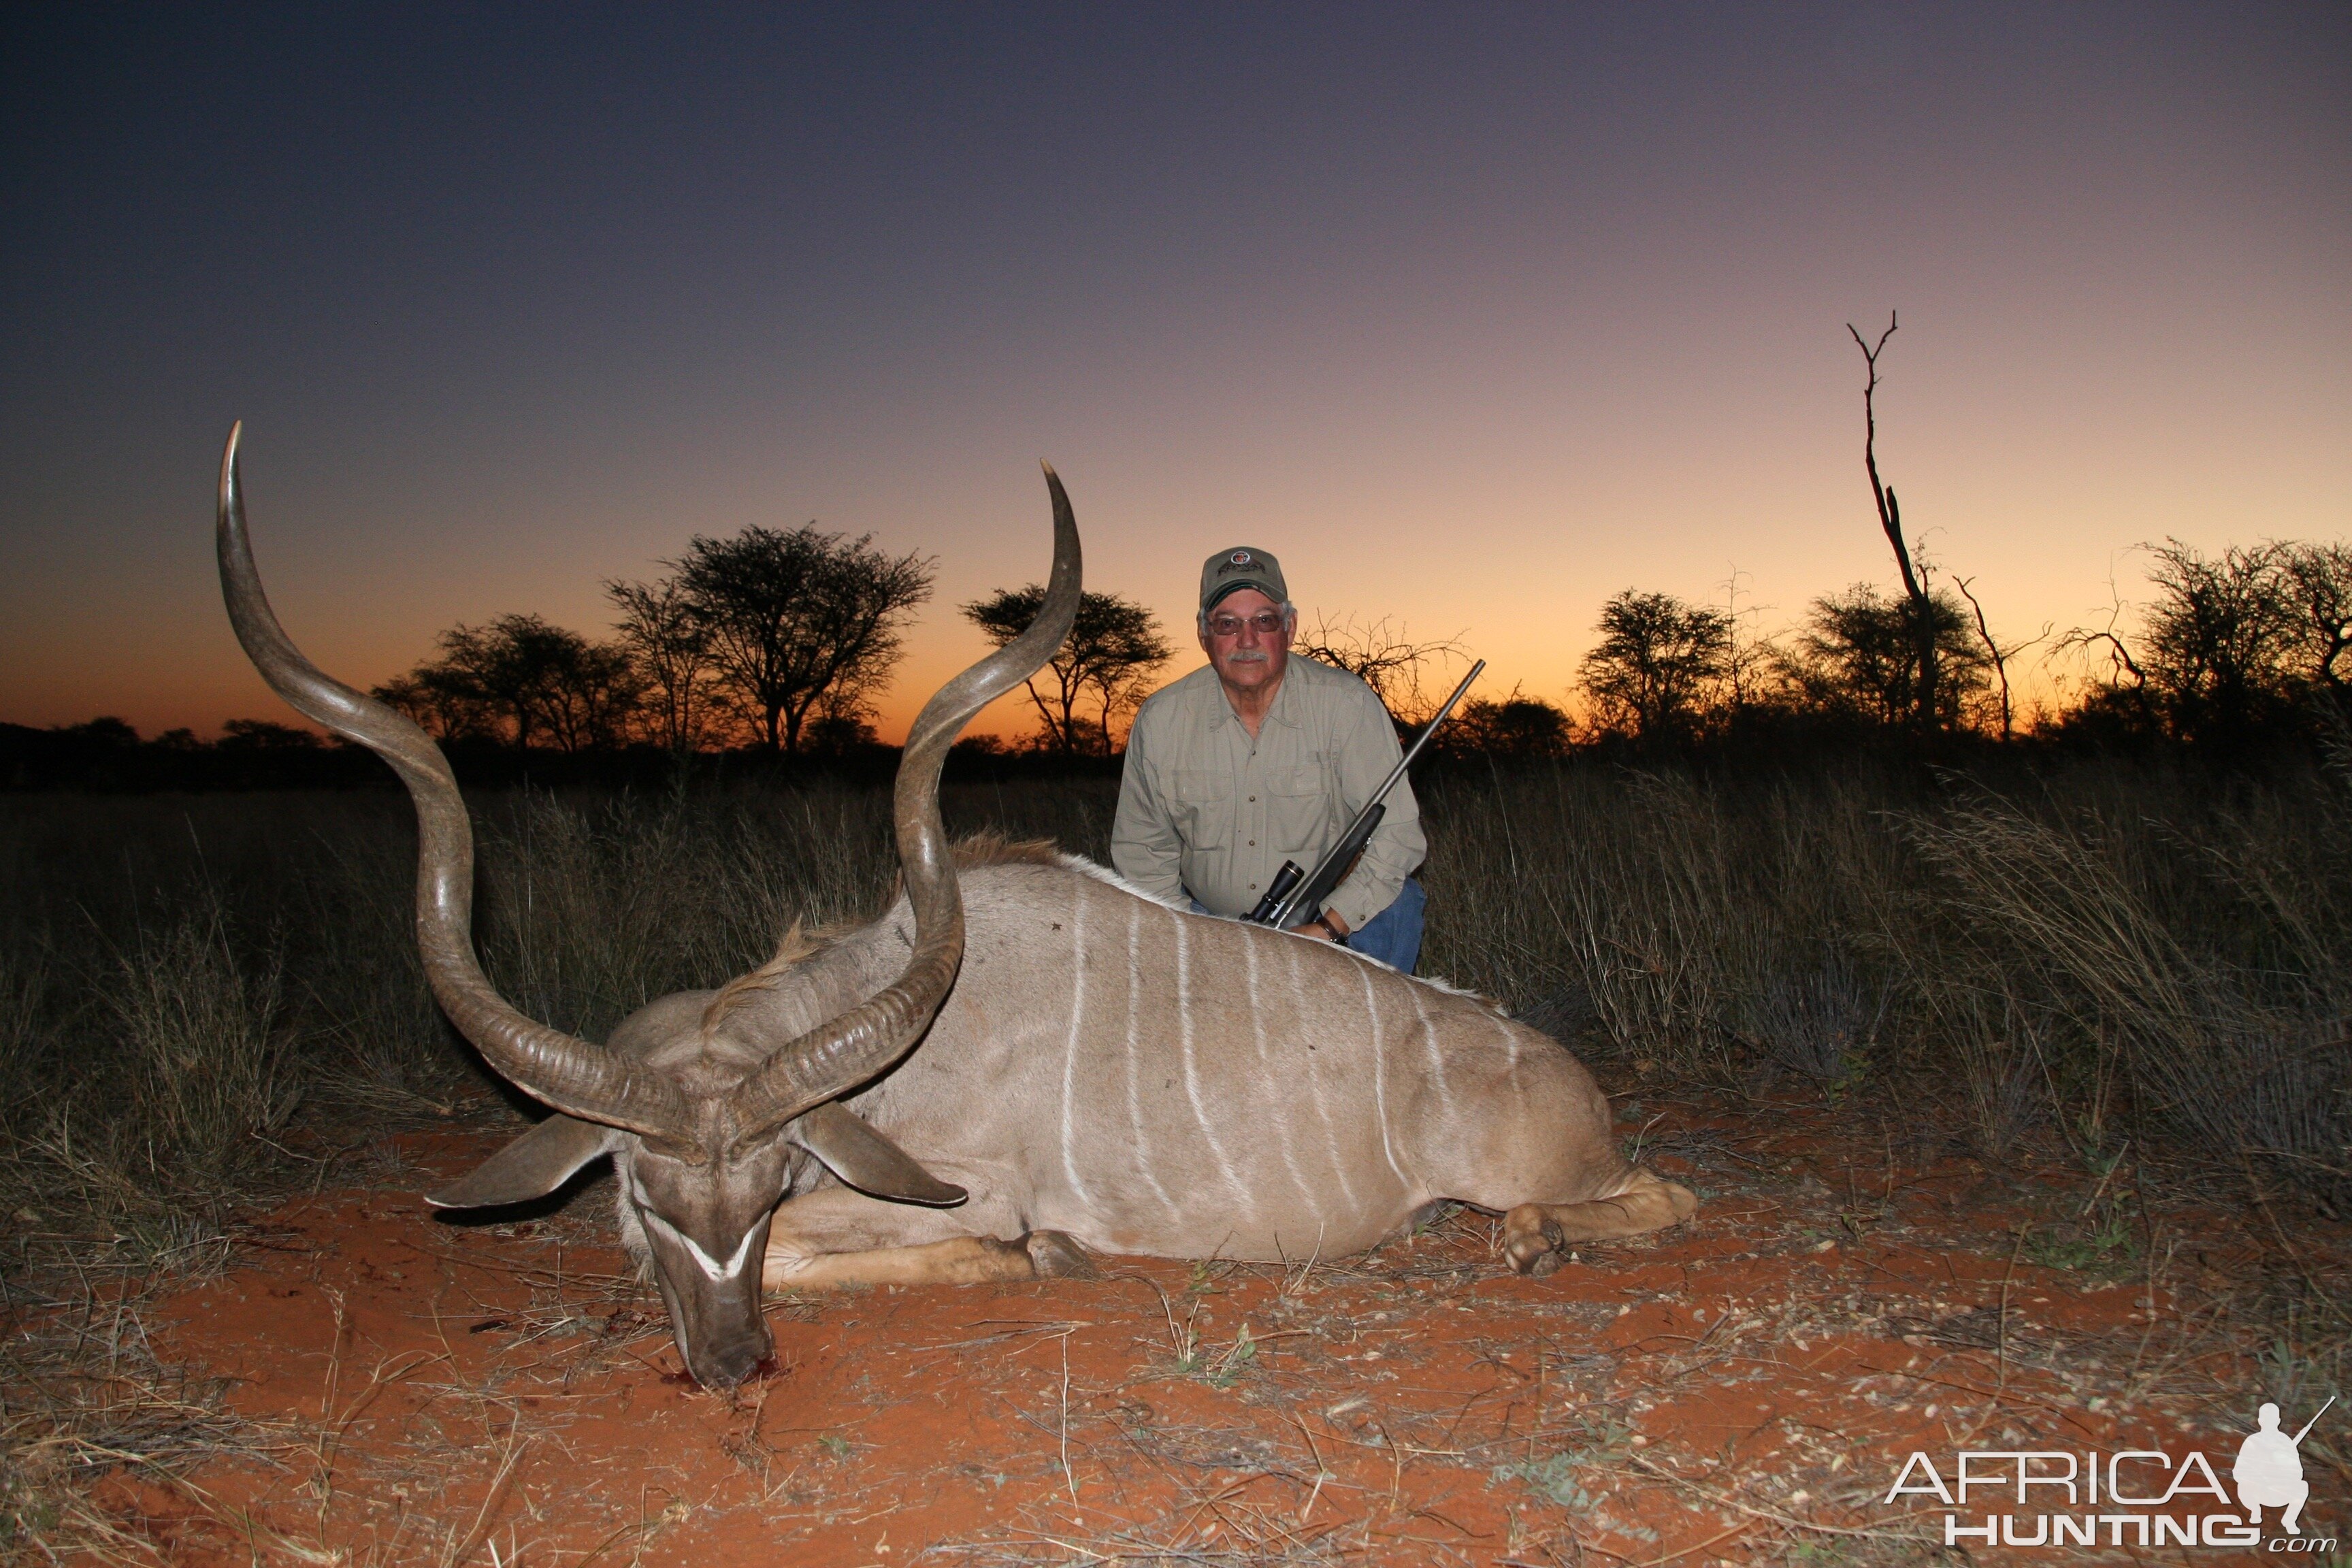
[{"xmin": 1289, "ymin": 910, "xmax": 1350, "ymax": 943}]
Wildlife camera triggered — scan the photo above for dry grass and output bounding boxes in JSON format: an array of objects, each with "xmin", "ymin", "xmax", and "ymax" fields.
[
  {"xmin": 1418, "ymin": 757, "xmax": 2351, "ymax": 1210},
  {"xmin": 1, "ymin": 753, "xmax": 2346, "ymax": 1554},
  {"xmin": 0, "ymin": 1247, "xmax": 278, "ymax": 1560}
]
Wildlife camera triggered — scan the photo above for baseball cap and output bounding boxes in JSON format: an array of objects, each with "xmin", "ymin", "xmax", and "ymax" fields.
[{"xmin": 1199, "ymin": 546, "xmax": 1288, "ymax": 612}]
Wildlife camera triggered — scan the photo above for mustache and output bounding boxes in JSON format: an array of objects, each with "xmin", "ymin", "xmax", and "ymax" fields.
[{"xmin": 1222, "ymin": 650, "xmax": 1271, "ymax": 664}]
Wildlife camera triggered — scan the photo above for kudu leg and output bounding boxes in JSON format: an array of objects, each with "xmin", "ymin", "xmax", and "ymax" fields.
[
  {"xmin": 1502, "ymin": 1169, "xmax": 1699, "ymax": 1277},
  {"xmin": 761, "ymin": 1185, "xmax": 1098, "ymax": 1292}
]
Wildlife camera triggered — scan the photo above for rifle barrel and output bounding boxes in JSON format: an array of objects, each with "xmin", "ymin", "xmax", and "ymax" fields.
[
  {"xmin": 1264, "ymin": 659, "xmax": 1484, "ymax": 930},
  {"xmin": 1369, "ymin": 660, "xmax": 1486, "ymax": 810}
]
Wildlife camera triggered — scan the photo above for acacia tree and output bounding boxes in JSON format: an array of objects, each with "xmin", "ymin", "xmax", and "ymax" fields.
[
  {"xmin": 1578, "ymin": 590, "xmax": 1731, "ymax": 743},
  {"xmin": 446, "ymin": 615, "xmax": 574, "ymax": 750},
  {"xmin": 606, "ymin": 576, "xmax": 723, "ymax": 753},
  {"xmin": 1787, "ymin": 584, "xmax": 1986, "ymax": 728},
  {"xmin": 535, "ymin": 641, "xmax": 642, "ymax": 752},
  {"xmin": 674, "ymin": 525, "xmax": 934, "ymax": 755},
  {"xmin": 2281, "ymin": 540, "xmax": 2352, "ymax": 698},
  {"xmin": 372, "ymin": 668, "xmax": 495, "ymax": 742},
  {"xmin": 375, "ymin": 613, "xmax": 640, "ymax": 751},
  {"xmin": 961, "ymin": 586, "xmax": 1171, "ymax": 755},
  {"xmin": 2059, "ymin": 538, "xmax": 2352, "ymax": 744},
  {"xmin": 2137, "ymin": 540, "xmax": 2303, "ymax": 745},
  {"xmin": 1450, "ymin": 690, "xmax": 1573, "ymax": 757}
]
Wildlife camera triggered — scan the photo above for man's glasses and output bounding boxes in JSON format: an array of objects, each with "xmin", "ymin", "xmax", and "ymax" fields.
[{"xmin": 1208, "ymin": 610, "xmax": 1286, "ymax": 638}]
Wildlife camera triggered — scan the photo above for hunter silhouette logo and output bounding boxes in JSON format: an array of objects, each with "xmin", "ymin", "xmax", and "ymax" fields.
[
  {"xmin": 1882, "ymin": 1396, "xmax": 2337, "ymax": 1549},
  {"xmin": 2237, "ymin": 1396, "xmax": 2332, "ymax": 1535}
]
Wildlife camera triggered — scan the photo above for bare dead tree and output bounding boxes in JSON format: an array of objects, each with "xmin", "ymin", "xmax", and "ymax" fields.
[
  {"xmin": 1714, "ymin": 564, "xmax": 1782, "ymax": 715},
  {"xmin": 2055, "ymin": 576, "xmax": 2151, "ymax": 695},
  {"xmin": 1292, "ymin": 612, "xmax": 1468, "ymax": 725},
  {"xmin": 1848, "ymin": 312, "xmax": 1940, "ymax": 733},
  {"xmin": 1953, "ymin": 575, "xmax": 2049, "ymax": 742}
]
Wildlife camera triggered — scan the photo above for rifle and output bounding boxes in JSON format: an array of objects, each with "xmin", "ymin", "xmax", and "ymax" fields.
[{"xmin": 1245, "ymin": 659, "xmax": 1484, "ymax": 934}]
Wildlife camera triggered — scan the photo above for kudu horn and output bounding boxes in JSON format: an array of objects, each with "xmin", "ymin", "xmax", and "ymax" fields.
[
  {"xmin": 727, "ymin": 463, "xmax": 1081, "ymax": 1147},
  {"xmin": 214, "ymin": 423, "xmax": 692, "ymax": 1141}
]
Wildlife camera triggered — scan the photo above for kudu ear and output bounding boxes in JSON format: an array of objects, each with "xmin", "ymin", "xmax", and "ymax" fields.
[
  {"xmin": 795, "ymin": 1103, "xmax": 967, "ymax": 1207},
  {"xmin": 427, "ymin": 1114, "xmax": 621, "ymax": 1209}
]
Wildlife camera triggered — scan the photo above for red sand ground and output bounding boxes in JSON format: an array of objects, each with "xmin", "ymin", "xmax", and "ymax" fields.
[{"xmin": 91, "ymin": 1093, "xmax": 2340, "ymax": 1566}]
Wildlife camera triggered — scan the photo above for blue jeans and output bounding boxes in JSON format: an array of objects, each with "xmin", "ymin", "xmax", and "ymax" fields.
[
  {"xmin": 1190, "ymin": 877, "xmax": 1425, "ymax": 975},
  {"xmin": 1345, "ymin": 878, "xmax": 1426, "ymax": 973}
]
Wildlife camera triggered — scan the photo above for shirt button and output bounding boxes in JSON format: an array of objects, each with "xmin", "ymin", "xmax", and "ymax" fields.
[
  {"xmin": 1248, "ymin": 795, "xmax": 1256, "ymax": 802},
  {"xmin": 1247, "ymin": 839, "xmax": 1255, "ymax": 847}
]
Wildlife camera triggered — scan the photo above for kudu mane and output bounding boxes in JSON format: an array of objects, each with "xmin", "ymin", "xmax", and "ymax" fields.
[
  {"xmin": 698, "ymin": 832, "xmax": 1071, "ymax": 1034},
  {"xmin": 698, "ymin": 923, "xmax": 828, "ymax": 1032}
]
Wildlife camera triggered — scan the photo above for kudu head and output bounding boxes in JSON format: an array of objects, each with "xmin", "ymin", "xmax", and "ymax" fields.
[{"xmin": 215, "ymin": 425, "xmax": 1079, "ymax": 1386}]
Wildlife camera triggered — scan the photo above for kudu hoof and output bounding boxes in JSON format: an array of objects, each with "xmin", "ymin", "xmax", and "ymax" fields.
[
  {"xmin": 1503, "ymin": 1207, "xmax": 1567, "ymax": 1276},
  {"xmin": 1024, "ymin": 1230, "xmax": 1100, "ymax": 1279}
]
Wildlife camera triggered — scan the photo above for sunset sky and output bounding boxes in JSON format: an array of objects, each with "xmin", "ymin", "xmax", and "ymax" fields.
[{"xmin": 3, "ymin": 3, "xmax": 2345, "ymax": 743}]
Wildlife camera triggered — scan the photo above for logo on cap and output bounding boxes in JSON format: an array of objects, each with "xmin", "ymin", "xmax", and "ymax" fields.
[{"xmin": 1230, "ymin": 551, "xmax": 1252, "ymax": 566}]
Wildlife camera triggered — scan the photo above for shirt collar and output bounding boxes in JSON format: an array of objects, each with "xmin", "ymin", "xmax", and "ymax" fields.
[{"xmin": 1208, "ymin": 660, "xmax": 1303, "ymax": 730}]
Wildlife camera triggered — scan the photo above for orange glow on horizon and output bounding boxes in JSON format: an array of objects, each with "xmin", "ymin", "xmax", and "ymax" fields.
[{"xmin": 3, "ymin": 11, "xmax": 2343, "ymax": 745}]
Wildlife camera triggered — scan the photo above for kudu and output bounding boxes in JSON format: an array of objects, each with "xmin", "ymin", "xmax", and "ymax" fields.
[{"xmin": 218, "ymin": 427, "xmax": 1697, "ymax": 1390}]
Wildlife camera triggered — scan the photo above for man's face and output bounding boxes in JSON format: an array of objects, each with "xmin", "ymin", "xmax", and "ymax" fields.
[{"xmin": 1200, "ymin": 587, "xmax": 1291, "ymax": 699}]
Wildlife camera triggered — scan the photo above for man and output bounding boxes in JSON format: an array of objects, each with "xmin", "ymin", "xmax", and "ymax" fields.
[
  {"xmin": 2234, "ymin": 1402, "xmax": 2312, "ymax": 1535},
  {"xmin": 1112, "ymin": 546, "xmax": 1428, "ymax": 971}
]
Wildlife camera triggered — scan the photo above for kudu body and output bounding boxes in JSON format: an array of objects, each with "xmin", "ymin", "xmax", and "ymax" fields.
[
  {"xmin": 632, "ymin": 847, "xmax": 1698, "ymax": 1286},
  {"xmin": 217, "ymin": 429, "xmax": 1695, "ymax": 1389}
]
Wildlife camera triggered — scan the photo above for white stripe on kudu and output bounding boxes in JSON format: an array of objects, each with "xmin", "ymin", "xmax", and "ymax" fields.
[
  {"xmin": 1286, "ymin": 937, "xmax": 1359, "ymax": 1216},
  {"xmin": 1359, "ymin": 962, "xmax": 1409, "ymax": 1188},
  {"xmin": 1173, "ymin": 908, "xmax": 1250, "ymax": 1207},
  {"xmin": 1409, "ymin": 979, "xmax": 1454, "ymax": 1122},
  {"xmin": 1491, "ymin": 1011, "xmax": 1523, "ymax": 1094},
  {"xmin": 1058, "ymin": 879, "xmax": 1092, "ymax": 1207},
  {"xmin": 1122, "ymin": 900, "xmax": 1176, "ymax": 1213},
  {"xmin": 1245, "ymin": 924, "xmax": 1317, "ymax": 1213}
]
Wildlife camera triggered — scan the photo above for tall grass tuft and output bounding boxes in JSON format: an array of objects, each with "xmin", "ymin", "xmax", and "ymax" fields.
[
  {"xmin": 1903, "ymin": 785, "xmax": 2350, "ymax": 1205},
  {"xmin": 1411, "ymin": 753, "xmax": 2347, "ymax": 1205},
  {"xmin": 1419, "ymin": 766, "xmax": 1901, "ymax": 1083},
  {"xmin": 6, "ymin": 898, "xmax": 295, "ymax": 1243}
]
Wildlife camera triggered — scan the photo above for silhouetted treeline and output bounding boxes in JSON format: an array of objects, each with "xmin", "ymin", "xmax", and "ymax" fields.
[
  {"xmin": 1406, "ymin": 535, "xmax": 2351, "ymax": 770},
  {"xmin": 0, "ymin": 717, "xmax": 1144, "ymax": 794},
  {"xmin": 13, "ymin": 533, "xmax": 2342, "ymax": 792}
]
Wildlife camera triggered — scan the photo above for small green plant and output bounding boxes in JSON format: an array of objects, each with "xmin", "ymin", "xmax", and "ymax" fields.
[
  {"xmin": 0, "ymin": 1471, "xmax": 63, "ymax": 1549},
  {"xmin": 1492, "ymin": 1417, "xmax": 1631, "ymax": 1509},
  {"xmin": 815, "ymin": 1434, "xmax": 852, "ymax": 1461},
  {"xmin": 1494, "ymin": 1451, "xmax": 1597, "ymax": 1509},
  {"xmin": 1203, "ymin": 1324, "xmax": 1257, "ymax": 1390},
  {"xmin": 2024, "ymin": 1215, "xmax": 2138, "ymax": 1276},
  {"xmin": 1411, "ymin": 1201, "xmax": 1460, "ymax": 1237}
]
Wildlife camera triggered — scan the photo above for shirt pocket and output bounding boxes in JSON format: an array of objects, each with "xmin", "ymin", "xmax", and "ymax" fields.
[
  {"xmin": 1265, "ymin": 765, "xmax": 1332, "ymax": 851},
  {"xmin": 1171, "ymin": 770, "xmax": 1235, "ymax": 849}
]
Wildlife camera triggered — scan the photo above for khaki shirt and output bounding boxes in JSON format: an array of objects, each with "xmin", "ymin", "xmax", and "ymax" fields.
[{"xmin": 1111, "ymin": 655, "xmax": 1425, "ymax": 931}]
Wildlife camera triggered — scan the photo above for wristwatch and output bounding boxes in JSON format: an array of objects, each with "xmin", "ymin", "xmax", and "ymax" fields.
[{"xmin": 1312, "ymin": 913, "xmax": 1348, "ymax": 947}]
